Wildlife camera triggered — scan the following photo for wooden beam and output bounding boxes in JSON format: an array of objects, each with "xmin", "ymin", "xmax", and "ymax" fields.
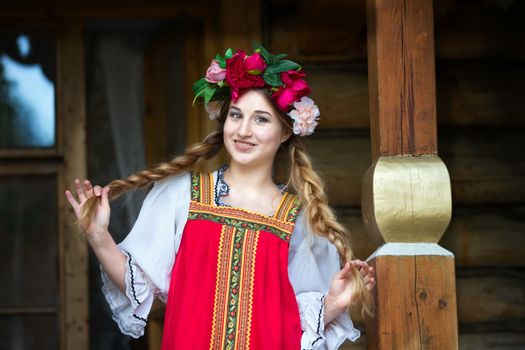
[
  {"xmin": 366, "ymin": 0, "xmax": 437, "ymax": 160},
  {"xmin": 364, "ymin": 1, "xmax": 457, "ymax": 349},
  {"xmin": 58, "ymin": 19, "xmax": 89, "ymax": 350}
]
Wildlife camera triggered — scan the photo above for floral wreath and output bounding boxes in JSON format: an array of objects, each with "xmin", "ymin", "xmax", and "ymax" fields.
[{"xmin": 192, "ymin": 43, "xmax": 319, "ymax": 136}]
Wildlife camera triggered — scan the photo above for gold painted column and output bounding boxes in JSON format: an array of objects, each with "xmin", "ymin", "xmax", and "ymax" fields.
[{"xmin": 364, "ymin": 0, "xmax": 458, "ymax": 349}]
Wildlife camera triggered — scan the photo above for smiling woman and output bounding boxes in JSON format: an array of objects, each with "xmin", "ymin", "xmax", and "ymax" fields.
[{"xmin": 65, "ymin": 43, "xmax": 375, "ymax": 350}]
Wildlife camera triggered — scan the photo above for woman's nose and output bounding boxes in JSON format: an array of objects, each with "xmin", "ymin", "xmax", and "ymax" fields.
[{"xmin": 237, "ymin": 118, "xmax": 252, "ymax": 137}]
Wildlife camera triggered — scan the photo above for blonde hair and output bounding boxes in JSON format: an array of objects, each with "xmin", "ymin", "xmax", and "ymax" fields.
[{"xmin": 81, "ymin": 89, "xmax": 373, "ymax": 318}]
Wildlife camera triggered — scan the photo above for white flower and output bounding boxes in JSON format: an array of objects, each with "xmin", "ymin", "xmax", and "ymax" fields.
[{"xmin": 288, "ymin": 96, "xmax": 320, "ymax": 136}]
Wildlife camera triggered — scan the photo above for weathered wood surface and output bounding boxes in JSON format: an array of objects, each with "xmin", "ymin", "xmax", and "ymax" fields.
[
  {"xmin": 60, "ymin": 19, "xmax": 89, "ymax": 350},
  {"xmin": 278, "ymin": 62, "xmax": 525, "ymax": 130},
  {"xmin": 338, "ymin": 206, "xmax": 525, "ymax": 268},
  {"xmin": 458, "ymin": 332, "xmax": 525, "ymax": 349},
  {"xmin": 267, "ymin": 0, "xmax": 525, "ymax": 62},
  {"xmin": 367, "ymin": 0, "xmax": 437, "ymax": 159},
  {"xmin": 366, "ymin": 255, "xmax": 458, "ymax": 349},
  {"xmin": 306, "ymin": 67, "xmax": 370, "ymax": 129},
  {"xmin": 276, "ymin": 130, "xmax": 525, "ymax": 206},
  {"xmin": 439, "ymin": 130, "xmax": 525, "ymax": 205},
  {"xmin": 441, "ymin": 207, "xmax": 525, "ymax": 267},
  {"xmin": 434, "ymin": 1, "xmax": 525, "ymax": 60},
  {"xmin": 456, "ymin": 271, "xmax": 525, "ymax": 325},
  {"xmin": 436, "ymin": 63, "xmax": 525, "ymax": 127}
]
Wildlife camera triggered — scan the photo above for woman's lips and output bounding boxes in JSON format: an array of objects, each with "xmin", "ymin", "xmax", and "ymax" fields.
[{"xmin": 234, "ymin": 140, "xmax": 256, "ymax": 151}]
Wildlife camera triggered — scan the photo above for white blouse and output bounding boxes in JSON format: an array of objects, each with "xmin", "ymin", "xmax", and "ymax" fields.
[{"xmin": 100, "ymin": 171, "xmax": 361, "ymax": 349}]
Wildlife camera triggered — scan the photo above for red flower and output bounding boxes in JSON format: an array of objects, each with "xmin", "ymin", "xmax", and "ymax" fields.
[
  {"xmin": 272, "ymin": 70, "xmax": 311, "ymax": 112},
  {"xmin": 226, "ymin": 50, "xmax": 266, "ymax": 101}
]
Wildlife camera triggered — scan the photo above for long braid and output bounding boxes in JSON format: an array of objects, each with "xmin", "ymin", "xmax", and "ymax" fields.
[
  {"xmin": 80, "ymin": 129, "xmax": 224, "ymax": 224},
  {"xmin": 289, "ymin": 138, "xmax": 374, "ymax": 318}
]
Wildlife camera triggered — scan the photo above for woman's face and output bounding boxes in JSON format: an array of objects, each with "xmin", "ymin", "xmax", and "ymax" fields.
[{"xmin": 223, "ymin": 89, "xmax": 291, "ymax": 168}]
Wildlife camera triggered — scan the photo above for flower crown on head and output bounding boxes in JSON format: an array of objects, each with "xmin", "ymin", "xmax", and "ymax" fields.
[{"xmin": 192, "ymin": 43, "xmax": 320, "ymax": 136}]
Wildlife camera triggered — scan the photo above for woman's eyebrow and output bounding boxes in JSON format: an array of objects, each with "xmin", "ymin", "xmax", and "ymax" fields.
[{"xmin": 254, "ymin": 110, "xmax": 272, "ymax": 116}]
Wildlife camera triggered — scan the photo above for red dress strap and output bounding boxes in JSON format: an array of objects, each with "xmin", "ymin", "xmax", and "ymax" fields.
[{"xmin": 191, "ymin": 171, "xmax": 214, "ymax": 205}]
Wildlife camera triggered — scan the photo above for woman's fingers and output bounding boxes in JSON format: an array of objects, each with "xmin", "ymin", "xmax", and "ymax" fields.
[
  {"xmin": 94, "ymin": 185, "xmax": 102, "ymax": 197},
  {"xmin": 100, "ymin": 186, "xmax": 110, "ymax": 208},
  {"xmin": 334, "ymin": 261, "xmax": 351, "ymax": 280},
  {"xmin": 83, "ymin": 180, "xmax": 95, "ymax": 198},
  {"xmin": 65, "ymin": 189, "xmax": 80, "ymax": 213},
  {"xmin": 74, "ymin": 179, "xmax": 86, "ymax": 202}
]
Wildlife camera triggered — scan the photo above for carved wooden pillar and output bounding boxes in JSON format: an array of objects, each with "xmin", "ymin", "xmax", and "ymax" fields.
[{"xmin": 363, "ymin": 0, "xmax": 458, "ymax": 348}]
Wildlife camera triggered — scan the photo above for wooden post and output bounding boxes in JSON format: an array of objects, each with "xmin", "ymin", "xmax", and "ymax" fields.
[
  {"xmin": 59, "ymin": 19, "xmax": 89, "ymax": 350},
  {"xmin": 363, "ymin": 0, "xmax": 458, "ymax": 349}
]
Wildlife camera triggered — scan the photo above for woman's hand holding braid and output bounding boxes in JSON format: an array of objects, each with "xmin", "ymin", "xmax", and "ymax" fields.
[
  {"xmin": 65, "ymin": 179, "xmax": 111, "ymax": 247},
  {"xmin": 65, "ymin": 179, "xmax": 127, "ymax": 293},
  {"xmin": 323, "ymin": 260, "xmax": 375, "ymax": 325}
]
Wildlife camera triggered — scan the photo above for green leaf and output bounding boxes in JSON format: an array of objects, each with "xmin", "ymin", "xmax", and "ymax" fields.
[
  {"xmin": 204, "ymin": 85, "xmax": 216, "ymax": 104},
  {"xmin": 247, "ymin": 69, "xmax": 262, "ymax": 75},
  {"xmin": 273, "ymin": 53, "xmax": 288, "ymax": 61},
  {"xmin": 268, "ymin": 60, "xmax": 301, "ymax": 73},
  {"xmin": 263, "ymin": 71, "xmax": 283, "ymax": 87},
  {"xmin": 225, "ymin": 48, "xmax": 233, "ymax": 59},
  {"xmin": 215, "ymin": 54, "xmax": 226, "ymax": 68},
  {"xmin": 192, "ymin": 78, "xmax": 207, "ymax": 95},
  {"xmin": 252, "ymin": 41, "xmax": 272, "ymax": 62}
]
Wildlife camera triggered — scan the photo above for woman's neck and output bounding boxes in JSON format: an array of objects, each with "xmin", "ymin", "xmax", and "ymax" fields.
[{"xmin": 224, "ymin": 161, "xmax": 276, "ymax": 191}]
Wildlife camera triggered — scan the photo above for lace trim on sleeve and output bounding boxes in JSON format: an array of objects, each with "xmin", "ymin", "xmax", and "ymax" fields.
[
  {"xmin": 100, "ymin": 251, "xmax": 156, "ymax": 338},
  {"xmin": 297, "ymin": 292, "xmax": 361, "ymax": 350}
]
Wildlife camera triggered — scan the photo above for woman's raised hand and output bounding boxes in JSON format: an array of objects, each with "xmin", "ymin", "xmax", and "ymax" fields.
[
  {"xmin": 323, "ymin": 259, "xmax": 375, "ymax": 324},
  {"xmin": 65, "ymin": 179, "xmax": 111, "ymax": 244}
]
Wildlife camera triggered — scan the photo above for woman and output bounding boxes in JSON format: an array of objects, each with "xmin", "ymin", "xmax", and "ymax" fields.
[{"xmin": 65, "ymin": 44, "xmax": 374, "ymax": 349}]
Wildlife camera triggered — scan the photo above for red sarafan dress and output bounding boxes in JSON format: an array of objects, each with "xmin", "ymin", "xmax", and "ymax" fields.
[{"xmin": 161, "ymin": 171, "xmax": 303, "ymax": 350}]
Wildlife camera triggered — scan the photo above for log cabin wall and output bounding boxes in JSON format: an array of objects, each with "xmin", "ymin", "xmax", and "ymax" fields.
[{"xmin": 269, "ymin": 0, "xmax": 524, "ymax": 349}]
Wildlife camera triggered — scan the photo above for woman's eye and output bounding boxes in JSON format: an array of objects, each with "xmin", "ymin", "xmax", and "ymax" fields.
[
  {"xmin": 255, "ymin": 116, "xmax": 269, "ymax": 124},
  {"xmin": 229, "ymin": 112, "xmax": 241, "ymax": 119}
]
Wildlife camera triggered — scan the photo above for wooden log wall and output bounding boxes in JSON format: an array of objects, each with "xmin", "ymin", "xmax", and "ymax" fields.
[{"xmin": 269, "ymin": 0, "xmax": 525, "ymax": 349}]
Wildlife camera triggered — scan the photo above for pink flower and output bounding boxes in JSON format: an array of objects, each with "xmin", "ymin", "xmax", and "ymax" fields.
[
  {"xmin": 205, "ymin": 101, "xmax": 221, "ymax": 120},
  {"xmin": 226, "ymin": 51, "xmax": 266, "ymax": 101},
  {"xmin": 271, "ymin": 70, "xmax": 310, "ymax": 111},
  {"xmin": 288, "ymin": 96, "xmax": 320, "ymax": 136},
  {"xmin": 205, "ymin": 59, "xmax": 226, "ymax": 83}
]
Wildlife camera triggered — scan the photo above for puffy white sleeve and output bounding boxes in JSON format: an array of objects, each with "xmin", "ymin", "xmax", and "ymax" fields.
[
  {"xmin": 288, "ymin": 211, "xmax": 361, "ymax": 350},
  {"xmin": 100, "ymin": 173, "xmax": 191, "ymax": 338}
]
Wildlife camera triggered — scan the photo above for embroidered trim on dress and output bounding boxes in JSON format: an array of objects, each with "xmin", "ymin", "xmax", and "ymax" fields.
[
  {"xmin": 188, "ymin": 202, "xmax": 294, "ymax": 242},
  {"xmin": 209, "ymin": 225, "xmax": 259, "ymax": 350},
  {"xmin": 127, "ymin": 254, "xmax": 141, "ymax": 306},
  {"xmin": 132, "ymin": 314, "xmax": 147, "ymax": 323}
]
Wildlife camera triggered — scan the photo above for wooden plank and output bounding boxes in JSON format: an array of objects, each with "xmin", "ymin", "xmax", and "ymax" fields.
[
  {"xmin": 266, "ymin": 0, "xmax": 367, "ymax": 62},
  {"xmin": 275, "ymin": 130, "xmax": 525, "ymax": 206},
  {"xmin": 441, "ymin": 206, "xmax": 525, "ymax": 267},
  {"xmin": 306, "ymin": 66, "xmax": 370, "ymax": 129},
  {"xmin": 338, "ymin": 206, "xmax": 525, "ymax": 269},
  {"xmin": 436, "ymin": 62, "xmax": 525, "ymax": 127},
  {"xmin": 366, "ymin": 0, "xmax": 437, "ymax": 159},
  {"xmin": 58, "ymin": 19, "xmax": 89, "ymax": 350},
  {"xmin": 220, "ymin": 0, "xmax": 261, "ymax": 52},
  {"xmin": 456, "ymin": 272, "xmax": 525, "ymax": 324},
  {"xmin": 434, "ymin": 1, "xmax": 525, "ymax": 60},
  {"xmin": 414, "ymin": 256, "xmax": 458, "ymax": 348},
  {"xmin": 439, "ymin": 130, "xmax": 525, "ymax": 205},
  {"xmin": 458, "ymin": 332, "xmax": 525, "ymax": 350},
  {"xmin": 366, "ymin": 255, "xmax": 458, "ymax": 349}
]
